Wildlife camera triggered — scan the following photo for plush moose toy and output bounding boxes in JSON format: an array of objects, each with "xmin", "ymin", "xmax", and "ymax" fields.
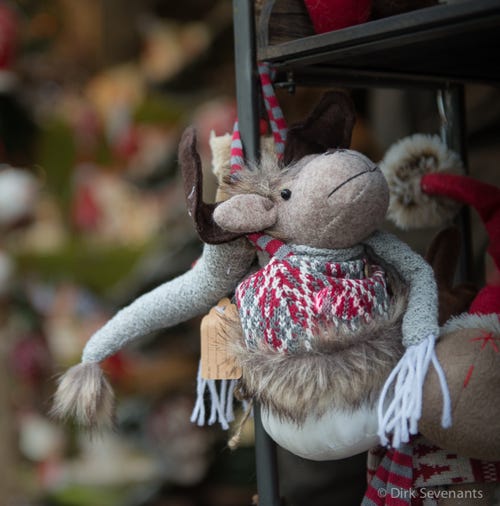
[{"xmin": 52, "ymin": 93, "xmax": 449, "ymax": 460}]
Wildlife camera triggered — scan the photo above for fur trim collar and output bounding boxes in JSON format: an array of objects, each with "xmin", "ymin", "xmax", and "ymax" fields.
[{"xmin": 228, "ymin": 288, "xmax": 407, "ymax": 425}]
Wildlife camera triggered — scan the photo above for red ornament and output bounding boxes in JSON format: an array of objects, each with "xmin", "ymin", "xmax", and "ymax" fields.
[
  {"xmin": 303, "ymin": 0, "xmax": 372, "ymax": 34},
  {"xmin": 72, "ymin": 181, "xmax": 102, "ymax": 231},
  {"xmin": 0, "ymin": 2, "xmax": 19, "ymax": 71}
]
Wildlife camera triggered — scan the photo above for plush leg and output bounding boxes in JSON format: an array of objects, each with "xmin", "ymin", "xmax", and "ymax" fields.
[{"xmin": 420, "ymin": 314, "xmax": 500, "ymax": 461}]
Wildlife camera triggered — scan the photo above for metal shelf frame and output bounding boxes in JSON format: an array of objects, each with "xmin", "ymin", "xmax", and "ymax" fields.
[
  {"xmin": 259, "ymin": 0, "xmax": 500, "ymax": 87},
  {"xmin": 233, "ymin": 2, "xmax": 281, "ymax": 504}
]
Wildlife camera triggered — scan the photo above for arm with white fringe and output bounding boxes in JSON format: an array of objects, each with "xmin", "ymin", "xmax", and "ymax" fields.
[
  {"xmin": 51, "ymin": 238, "xmax": 256, "ymax": 430},
  {"xmin": 365, "ymin": 230, "xmax": 451, "ymax": 447}
]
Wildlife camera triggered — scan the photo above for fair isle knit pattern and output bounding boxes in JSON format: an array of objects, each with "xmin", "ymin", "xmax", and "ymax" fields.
[
  {"xmin": 363, "ymin": 436, "xmax": 500, "ymax": 506},
  {"xmin": 235, "ymin": 234, "xmax": 390, "ymax": 353}
]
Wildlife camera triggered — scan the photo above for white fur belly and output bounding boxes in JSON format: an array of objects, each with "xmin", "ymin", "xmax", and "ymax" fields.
[{"xmin": 261, "ymin": 404, "xmax": 379, "ymax": 461}]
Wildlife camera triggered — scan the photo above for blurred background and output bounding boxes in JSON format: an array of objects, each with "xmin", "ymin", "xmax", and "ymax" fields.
[
  {"xmin": 1, "ymin": 1, "xmax": 499, "ymax": 505},
  {"xmin": 1, "ymin": 2, "xmax": 254, "ymax": 505}
]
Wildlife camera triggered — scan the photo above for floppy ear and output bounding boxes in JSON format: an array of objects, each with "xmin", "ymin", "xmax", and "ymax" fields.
[
  {"xmin": 283, "ymin": 91, "xmax": 356, "ymax": 165},
  {"xmin": 179, "ymin": 127, "xmax": 243, "ymax": 244},
  {"xmin": 213, "ymin": 194, "xmax": 277, "ymax": 234}
]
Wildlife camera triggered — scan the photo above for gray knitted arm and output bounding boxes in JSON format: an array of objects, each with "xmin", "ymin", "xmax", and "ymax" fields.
[
  {"xmin": 82, "ymin": 238, "xmax": 256, "ymax": 363},
  {"xmin": 364, "ymin": 230, "xmax": 439, "ymax": 346}
]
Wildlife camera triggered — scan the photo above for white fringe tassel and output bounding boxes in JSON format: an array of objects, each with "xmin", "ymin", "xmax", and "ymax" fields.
[
  {"xmin": 190, "ymin": 361, "xmax": 237, "ymax": 430},
  {"xmin": 377, "ymin": 334, "xmax": 452, "ymax": 448}
]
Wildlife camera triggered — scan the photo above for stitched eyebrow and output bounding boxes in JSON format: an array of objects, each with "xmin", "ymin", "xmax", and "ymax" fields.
[{"xmin": 327, "ymin": 166, "xmax": 378, "ymax": 198}]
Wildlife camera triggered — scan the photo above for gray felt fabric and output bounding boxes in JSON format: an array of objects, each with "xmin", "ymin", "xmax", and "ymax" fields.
[
  {"xmin": 276, "ymin": 152, "xmax": 390, "ymax": 249},
  {"xmin": 213, "ymin": 194, "xmax": 277, "ymax": 233},
  {"xmin": 82, "ymin": 238, "xmax": 256, "ymax": 363},
  {"xmin": 364, "ymin": 230, "xmax": 439, "ymax": 346},
  {"xmin": 290, "ymin": 243, "xmax": 364, "ymax": 262}
]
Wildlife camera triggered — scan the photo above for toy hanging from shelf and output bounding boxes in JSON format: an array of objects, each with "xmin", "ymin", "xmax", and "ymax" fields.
[{"xmin": 52, "ymin": 75, "xmax": 453, "ymax": 460}]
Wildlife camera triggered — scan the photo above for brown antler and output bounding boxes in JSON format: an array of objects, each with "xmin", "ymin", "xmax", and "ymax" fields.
[
  {"xmin": 283, "ymin": 91, "xmax": 356, "ymax": 166},
  {"xmin": 178, "ymin": 127, "xmax": 244, "ymax": 244}
]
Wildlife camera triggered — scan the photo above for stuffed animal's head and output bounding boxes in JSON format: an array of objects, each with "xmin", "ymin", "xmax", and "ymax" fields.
[
  {"xmin": 179, "ymin": 91, "xmax": 388, "ymax": 249},
  {"xmin": 213, "ymin": 149, "xmax": 388, "ymax": 249}
]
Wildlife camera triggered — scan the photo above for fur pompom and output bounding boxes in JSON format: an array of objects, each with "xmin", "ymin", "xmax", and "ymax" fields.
[
  {"xmin": 51, "ymin": 362, "xmax": 114, "ymax": 431},
  {"xmin": 210, "ymin": 131, "xmax": 277, "ymax": 189},
  {"xmin": 442, "ymin": 312, "xmax": 500, "ymax": 335},
  {"xmin": 210, "ymin": 131, "xmax": 233, "ymax": 183},
  {"xmin": 380, "ymin": 134, "xmax": 464, "ymax": 229}
]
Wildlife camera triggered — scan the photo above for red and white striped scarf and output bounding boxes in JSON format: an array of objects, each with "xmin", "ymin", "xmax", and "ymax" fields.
[{"xmin": 364, "ymin": 436, "xmax": 500, "ymax": 506}]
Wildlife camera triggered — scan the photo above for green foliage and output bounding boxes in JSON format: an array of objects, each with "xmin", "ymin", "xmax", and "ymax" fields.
[
  {"xmin": 133, "ymin": 94, "xmax": 185, "ymax": 125},
  {"xmin": 15, "ymin": 240, "xmax": 149, "ymax": 294},
  {"xmin": 38, "ymin": 118, "xmax": 76, "ymax": 217},
  {"xmin": 47, "ymin": 484, "xmax": 132, "ymax": 506}
]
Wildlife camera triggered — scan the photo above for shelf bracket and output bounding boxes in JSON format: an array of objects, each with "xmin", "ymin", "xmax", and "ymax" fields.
[{"xmin": 437, "ymin": 86, "xmax": 473, "ymax": 283}]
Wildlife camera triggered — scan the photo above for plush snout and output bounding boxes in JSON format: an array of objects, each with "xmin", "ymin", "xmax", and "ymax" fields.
[{"xmin": 214, "ymin": 194, "xmax": 277, "ymax": 233}]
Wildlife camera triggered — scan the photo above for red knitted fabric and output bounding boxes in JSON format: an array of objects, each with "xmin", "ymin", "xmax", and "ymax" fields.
[
  {"xmin": 364, "ymin": 437, "xmax": 500, "ymax": 505},
  {"xmin": 364, "ymin": 443, "xmax": 414, "ymax": 506},
  {"xmin": 236, "ymin": 234, "xmax": 390, "ymax": 352}
]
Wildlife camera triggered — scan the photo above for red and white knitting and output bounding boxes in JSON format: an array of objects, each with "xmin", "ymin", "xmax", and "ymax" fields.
[
  {"xmin": 237, "ymin": 233, "xmax": 391, "ymax": 353},
  {"xmin": 363, "ymin": 436, "xmax": 500, "ymax": 506}
]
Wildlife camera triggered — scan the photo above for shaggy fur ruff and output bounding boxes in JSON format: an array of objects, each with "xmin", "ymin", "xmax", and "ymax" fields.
[
  {"xmin": 380, "ymin": 134, "xmax": 464, "ymax": 230},
  {"xmin": 225, "ymin": 287, "xmax": 407, "ymax": 426},
  {"xmin": 51, "ymin": 362, "xmax": 114, "ymax": 431}
]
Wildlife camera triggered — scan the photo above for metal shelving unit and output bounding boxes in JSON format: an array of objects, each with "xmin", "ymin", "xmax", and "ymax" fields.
[{"xmin": 259, "ymin": 0, "xmax": 500, "ymax": 88}]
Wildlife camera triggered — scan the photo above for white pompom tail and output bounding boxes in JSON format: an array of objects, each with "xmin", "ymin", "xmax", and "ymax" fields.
[
  {"xmin": 51, "ymin": 362, "xmax": 115, "ymax": 431},
  {"xmin": 377, "ymin": 334, "xmax": 452, "ymax": 448}
]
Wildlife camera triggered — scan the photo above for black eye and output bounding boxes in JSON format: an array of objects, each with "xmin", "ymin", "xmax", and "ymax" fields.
[{"xmin": 280, "ymin": 189, "xmax": 292, "ymax": 200}]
